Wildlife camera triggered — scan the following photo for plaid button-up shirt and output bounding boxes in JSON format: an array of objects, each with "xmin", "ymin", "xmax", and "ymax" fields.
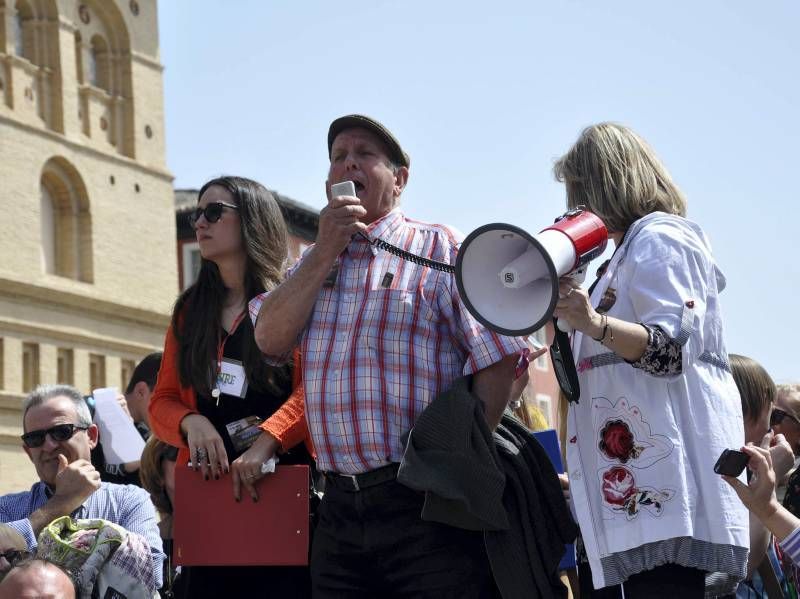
[{"xmin": 250, "ymin": 209, "xmax": 526, "ymax": 473}]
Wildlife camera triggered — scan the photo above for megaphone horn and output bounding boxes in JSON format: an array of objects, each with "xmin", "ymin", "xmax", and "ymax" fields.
[{"xmin": 455, "ymin": 209, "xmax": 608, "ymax": 336}]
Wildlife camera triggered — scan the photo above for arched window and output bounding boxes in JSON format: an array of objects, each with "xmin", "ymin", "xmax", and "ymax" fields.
[
  {"xmin": 39, "ymin": 157, "xmax": 93, "ymax": 283},
  {"xmin": 74, "ymin": 31, "xmax": 83, "ymax": 84},
  {"xmin": 40, "ymin": 180, "xmax": 56, "ymax": 273},
  {"xmin": 13, "ymin": 0, "xmax": 33, "ymax": 61},
  {"xmin": 89, "ymin": 34, "xmax": 109, "ymax": 92},
  {"xmin": 7, "ymin": 0, "xmax": 63, "ymax": 132},
  {"xmin": 74, "ymin": 0, "xmax": 133, "ymax": 157},
  {"xmin": 0, "ymin": 1, "xmax": 6, "ymax": 55}
]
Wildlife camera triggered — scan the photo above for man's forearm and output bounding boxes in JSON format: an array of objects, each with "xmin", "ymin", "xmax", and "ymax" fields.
[
  {"xmin": 762, "ymin": 501, "xmax": 800, "ymax": 543},
  {"xmin": 27, "ymin": 498, "xmax": 72, "ymax": 537},
  {"xmin": 254, "ymin": 246, "xmax": 337, "ymax": 356},
  {"xmin": 472, "ymin": 354, "xmax": 519, "ymax": 430}
]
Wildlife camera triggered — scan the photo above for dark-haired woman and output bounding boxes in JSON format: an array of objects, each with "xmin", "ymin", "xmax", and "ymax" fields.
[{"xmin": 149, "ymin": 176, "xmax": 312, "ymax": 598}]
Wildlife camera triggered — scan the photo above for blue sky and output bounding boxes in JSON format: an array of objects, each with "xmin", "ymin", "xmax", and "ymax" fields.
[{"xmin": 158, "ymin": 0, "xmax": 799, "ymax": 382}]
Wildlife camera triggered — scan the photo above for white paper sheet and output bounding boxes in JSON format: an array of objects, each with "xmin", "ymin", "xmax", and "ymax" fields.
[{"xmin": 92, "ymin": 387, "xmax": 146, "ymax": 465}]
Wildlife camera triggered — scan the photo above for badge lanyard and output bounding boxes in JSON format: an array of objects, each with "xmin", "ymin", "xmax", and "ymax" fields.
[{"xmin": 212, "ymin": 310, "xmax": 246, "ymax": 406}]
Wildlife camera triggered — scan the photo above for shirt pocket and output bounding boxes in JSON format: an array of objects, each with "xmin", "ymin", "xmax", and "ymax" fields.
[{"xmin": 358, "ymin": 288, "xmax": 435, "ymax": 365}]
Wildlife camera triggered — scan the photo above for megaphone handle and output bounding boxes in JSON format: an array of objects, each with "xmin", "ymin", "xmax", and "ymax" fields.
[{"xmin": 556, "ymin": 266, "xmax": 588, "ymax": 334}]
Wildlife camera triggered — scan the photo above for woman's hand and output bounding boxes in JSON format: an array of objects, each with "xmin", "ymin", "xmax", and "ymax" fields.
[
  {"xmin": 230, "ymin": 432, "xmax": 279, "ymax": 503},
  {"xmin": 725, "ymin": 441, "xmax": 800, "ymax": 542},
  {"xmin": 558, "ymin": 473, "xmax": 571, "ymax": 502},
  {"xmin": 723, "ymin": 444, "xmax": 779, "ymax": 523},
  {"xmin": 769, "ymin": 433, "xmax": 795, "ymax": 482},
  {"xmin": 552, "ymin": 277, "xmax": 603, "ymax": 338},
  {"xmin": 180, "ymin": 413, "xmax": 228, "ymax": 480}
]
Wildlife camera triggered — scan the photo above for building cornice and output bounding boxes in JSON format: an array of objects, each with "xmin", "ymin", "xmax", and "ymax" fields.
[
  {"xmin": 0, "ymin": 276, "xmax": 170, "ymax": 342},
  {"xmin": 0, "ymin": 115, "xmax": 174, "ymax": 182}
]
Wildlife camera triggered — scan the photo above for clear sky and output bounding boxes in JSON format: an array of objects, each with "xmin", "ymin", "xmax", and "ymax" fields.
[{"xmin": 158, "ymin": 0, "xmax": 799, "ymax": 382}]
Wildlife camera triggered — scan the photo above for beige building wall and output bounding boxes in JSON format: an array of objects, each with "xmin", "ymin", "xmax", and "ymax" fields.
[{"xmin": 0, "ymin": 0, "xmax": 174, "ymax": 493}]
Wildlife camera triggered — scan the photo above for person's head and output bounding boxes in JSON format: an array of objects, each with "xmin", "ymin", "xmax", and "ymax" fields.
[
  {"xmin": 191, "ymin": 176, "xmax": 288, "ymax": 282},
  {"xmin": 773, "ymin": 383, "xmax": 800, "ymax": 455},
  {"xmin": 123, "ymin": 351, "xmax": 162, "ymax": 426},
  {"xmin": 21, "ymin": 385, "xmax": 98, "ymax": 487},
  {"xmin": 730, "ymin": 354, "xmax": 776, "ymax": 444},
  {"xmin": 0, "ymin": 558, "xmax": 76, "ymax": 598},
  {"xmin": 327, "ymin": 115, "xmax": 410, "ymax": 224},
  {"xmin": 0, "ymin": 525, "xmax": 28, "ymax": 581},
  {"xmin": 553, "ymin": 122, "xmax": 687, "ymax": 236},
  {"xmin": 139, "ymin": 437, "xmax": 178, "ymax": 518},
  {"xmin": 175, "ymin": 176, "xmax": 291, "ymax": 396}
]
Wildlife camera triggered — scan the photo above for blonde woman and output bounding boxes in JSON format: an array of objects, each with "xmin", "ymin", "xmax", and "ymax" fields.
[{"xmin": 552, "ymin": 123, "xmax": 747, "ymax": 597}]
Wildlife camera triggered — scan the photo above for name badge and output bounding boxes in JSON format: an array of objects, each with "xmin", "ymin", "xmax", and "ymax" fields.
[
  {"xmin": 225, "ymin": 415, "xmax": 264, "ymax": 453},
  {"xmin": 216, "ymin": 358, "xmax": 248, "ymax": 398}
]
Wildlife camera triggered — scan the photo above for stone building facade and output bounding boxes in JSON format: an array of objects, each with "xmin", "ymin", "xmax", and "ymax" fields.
[{"xmin": 0, "ymin": 0, "xmax": 174, "ymax": 492}]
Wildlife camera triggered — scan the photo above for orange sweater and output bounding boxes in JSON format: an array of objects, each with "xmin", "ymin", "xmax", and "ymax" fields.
[{"xmin": 148, "ymin": 322, "xmax": 313, "ymax": 462}]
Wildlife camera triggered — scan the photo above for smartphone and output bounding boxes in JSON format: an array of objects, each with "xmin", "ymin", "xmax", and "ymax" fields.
[
  {"xmin": 330, "ymin": 180, "xmax": 356, "ymax": 198},
  {"xmin": 713, "ymin": 449, "xmax": 749, "ymax": 477}
]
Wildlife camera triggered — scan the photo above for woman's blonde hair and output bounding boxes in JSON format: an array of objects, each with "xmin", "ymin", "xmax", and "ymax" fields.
[
  {"xmin": 729, "ymin": 354, "xmax": 775, "ymax": 423},
  {"xmin": 554, "ymin": 123, "xmax": 687, "ymax": 233},
  {"xmin": 139, "ymin": 437, "xmax": 177, "ymax": 517}
]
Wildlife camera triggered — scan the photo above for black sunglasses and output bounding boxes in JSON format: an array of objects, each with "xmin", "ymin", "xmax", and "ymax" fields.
[
  {"xmin": 0, "ymin": 549, "xmax": 31, "ymax": 567},
  {"xmin": 21, "ymin": 423, "xmax": 89, "ymax": 449},
  {"xmin": 770, "ymin": 408, "xmax": 800, "ymax": 428},
  {"xmin": 189, "ymin": 202, "xmax": 239, "ymax": 229}
]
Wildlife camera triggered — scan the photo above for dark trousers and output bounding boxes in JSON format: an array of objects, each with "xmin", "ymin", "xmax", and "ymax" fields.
[
  {"xmin": 580, "ymin": 562, "xmax": 706, "ymax": 599},
  {"xmin": 310, "ymin": 478, "xmax": 497, "ymax": 599}
]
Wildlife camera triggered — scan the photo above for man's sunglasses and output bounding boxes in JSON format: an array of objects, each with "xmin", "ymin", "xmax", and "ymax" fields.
[
  {"xmin": 0, "ymin": 549, "xmax": 31, "ymax": 567},
  {"xmin": 188, "ymin": 202, "xmax": 239, "ymax": 229},
  {"xmin": 21, "ymin": 423, "xmax": 89, "ymax": 449},
  {"xmin": 770, "ymin": 408, "xmax": 800, "ymax": 428}
]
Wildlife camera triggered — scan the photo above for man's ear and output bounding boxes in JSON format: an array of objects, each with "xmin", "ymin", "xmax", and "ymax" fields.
[
  {"xmin": 393, "ymin": 166, "xmax": 409, "ymax": 197},
  {"xmin": 133, "ymin": 381, "xmax": 150, "ymax": 402},
  {"xmin": 86, "ymin": 423, "xmax": 100, "ymax": 449}
]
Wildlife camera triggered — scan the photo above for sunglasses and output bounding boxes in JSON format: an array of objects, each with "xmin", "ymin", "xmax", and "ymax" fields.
[
  {"xmin": 770, "ymin": 408, "xmax": 800, "ymax": 428},
  {"xmin": 189, "ymin": 202, "xmax": 239, "ymax": 229},
  {"xmin": 21, "ymin": 423, "xmax": 89, "ymax": 449},
  {"xmin": 0, "ymin": 549, "xmax": 31, "ymax": 567}
]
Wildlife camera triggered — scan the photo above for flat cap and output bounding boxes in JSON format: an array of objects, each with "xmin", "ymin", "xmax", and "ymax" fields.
[{"xmin": 327, "ymin": 114, "xmax": 410, "ymax": 168}]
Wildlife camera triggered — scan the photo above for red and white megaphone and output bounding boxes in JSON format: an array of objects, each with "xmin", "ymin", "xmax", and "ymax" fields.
[{"xmin": 455, "ymin": 208, "xmax": 608, "ymax": 336}]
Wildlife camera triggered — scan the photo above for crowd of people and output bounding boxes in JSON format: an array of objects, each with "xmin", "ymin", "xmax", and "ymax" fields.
[{"xmin": 0, "ymin": 114, "xmax": 796, "ymax": 598}]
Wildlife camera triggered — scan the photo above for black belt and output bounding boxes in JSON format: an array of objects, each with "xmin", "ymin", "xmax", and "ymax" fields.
[{"xmin": 324, "ymin": 463, "xmax": 400, "ymax": 492}]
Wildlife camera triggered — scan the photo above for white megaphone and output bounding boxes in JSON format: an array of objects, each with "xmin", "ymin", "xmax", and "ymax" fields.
[{"xmin": 455, "ymin": 208, "xmax": 608, "ymax": 336}]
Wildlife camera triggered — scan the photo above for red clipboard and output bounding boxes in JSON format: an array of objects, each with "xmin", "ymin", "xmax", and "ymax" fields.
[{"xmin": 172, "ymin": 464, "xmax": 309, "ymax": 566}]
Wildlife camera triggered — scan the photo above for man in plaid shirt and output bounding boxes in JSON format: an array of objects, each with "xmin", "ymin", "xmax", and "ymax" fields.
[{"xmin": 251, "ymin": 114, "xmax": 537, "ymax": 597}]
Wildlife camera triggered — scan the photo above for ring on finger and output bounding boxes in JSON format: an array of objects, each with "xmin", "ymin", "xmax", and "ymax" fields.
[{"xmin": 195, "ymin": 447, "xmax": 208, "ymax": 463}]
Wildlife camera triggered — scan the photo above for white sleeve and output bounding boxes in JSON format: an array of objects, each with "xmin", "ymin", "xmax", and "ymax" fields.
[{"xmin": 626, "ymin": 221, "xmax": 713, "ymax": 374}]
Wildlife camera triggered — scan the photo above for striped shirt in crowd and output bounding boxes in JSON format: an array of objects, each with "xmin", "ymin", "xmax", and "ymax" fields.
[
  {"xmin": 782, "ymin": 527, "xmax": 800, "ymax": 566},
  {"xmin": 250, "ymin": 208, "xmax": 526, "ymax": 474},
  {"xmin": 0, "ymin": 481, "xmax": 165, "ymax": 589}
]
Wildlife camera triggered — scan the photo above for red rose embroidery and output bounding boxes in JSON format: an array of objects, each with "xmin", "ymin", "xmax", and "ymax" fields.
[
  {"xmin": 599, "ymin": 419, "xmax": 637, "ymax": 462},
  {"xmin": 602, "ymin": 466, "xmax": 637, "ymax": 506}
]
